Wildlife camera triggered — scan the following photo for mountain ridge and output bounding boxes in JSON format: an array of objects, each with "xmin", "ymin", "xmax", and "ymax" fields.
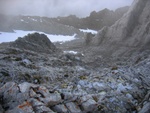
[
  {"xmin": 0, "ymin": 6, "xmax": 129, "ymax": 37},
  {"xmin": 52, "ymin": 6, "xmax": 129, "ymax": 30}
]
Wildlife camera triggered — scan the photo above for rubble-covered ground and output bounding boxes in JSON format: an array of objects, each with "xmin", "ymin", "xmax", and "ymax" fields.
[{"xmin": 0, "ymin": 33, "xmax": 150, "ymax": 113}]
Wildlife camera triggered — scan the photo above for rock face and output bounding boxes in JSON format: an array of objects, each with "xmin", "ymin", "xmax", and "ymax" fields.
[
  {"xmin": 93, "ymin": 0, "xmax": 150, "ymax": 50},
  {"xmin": 10, "ymin": 33, "xmax": 58, "ymax": 54},
  {"xmin": 84, "ymin": 32, "xmax": 95, "ymax": 46}
]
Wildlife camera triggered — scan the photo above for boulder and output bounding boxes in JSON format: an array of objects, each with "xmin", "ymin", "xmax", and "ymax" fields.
[
  {"xmin": 18, "ymin": 82, "xmax": 37, "ymax": 93},
  {"xmin": 77, "ymin": 95, "xmax": 97, "ymax": 112},
  {"xmin": 65, "ymin": 102, "xmax": 81, "ymax": 113},
  {"xmin": 0, "ymin": 82, "xmax": 31, "ymax": 111},
  {"xmin": 139, "ymin": 102, "xmax": 150, "ymax": 113},
  {"xmin": 52, "ymin": 104, "xmax": 68, "ymax": 113},
  {"xmin": 39, "ymin": 92, "xmax": 62, "ymax": 106}
]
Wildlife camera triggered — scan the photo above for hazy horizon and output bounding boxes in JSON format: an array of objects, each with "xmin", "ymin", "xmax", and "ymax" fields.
[{"xmin": 0, "ymin": 0, "xmax": 133, "ymax": 17}]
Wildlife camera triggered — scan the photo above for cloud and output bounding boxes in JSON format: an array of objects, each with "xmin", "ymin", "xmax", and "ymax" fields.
[{"xmin": 0, "ymin": 0, "xmax": 133, "ymax": 17}]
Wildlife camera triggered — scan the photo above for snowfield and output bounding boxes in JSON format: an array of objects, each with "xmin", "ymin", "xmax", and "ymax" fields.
[
  {"xmin": 0, "ymin": 30, "xmax": 76, "ymax": 43},
  {"xmin": 63, "ymin": 51, "xmax": 78, "ymax": 54},
  {"xmin": 79, "ymin": 29, "xmax": 97, "ymax": 34}
]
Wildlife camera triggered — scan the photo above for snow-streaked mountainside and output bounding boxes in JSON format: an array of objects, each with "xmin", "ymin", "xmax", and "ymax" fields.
[
  {"xmin": 0, "ymin": 6, "xmax": 128, "ymax": 38},
  {"xmin": 0, "ymin": 14, "xmax": 83, "ymax": 37}
]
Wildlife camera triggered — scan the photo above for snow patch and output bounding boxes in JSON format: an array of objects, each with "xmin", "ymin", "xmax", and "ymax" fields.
[
  {"xmin": 64, "ymin": 51, "xmax": 78, "ymax": 54},
  {"xmin": 79, "ymin": 29, "xmax": 97, "ymax": 34},
  {"xmin": 31, "ymin": 18, "xmax": 38, "ymax": 22},
  {"xmin": 0, "ymin": 30, "xmax": 76, "ymax": 43},
  {"xmin": 20, "ymin": 19, "xmax": 24, "ymax": 22}
]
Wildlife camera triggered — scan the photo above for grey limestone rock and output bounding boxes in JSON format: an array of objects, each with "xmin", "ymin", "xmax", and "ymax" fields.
[
  {"xmin": 139, "ymin": 102, "xmax": 150, "ymax": 113},
  {"xmin": 65, "ymin": 102, "xmax": 81, "ymax": 113},
  {"xmin": 41, "ymin": 93, "xmax": 62, "ymax": 106},
  {"xmin": 77, "ymin": 95, "xmax": 97, "ymax": 112},
  {"xmin": 6, "ymin": 101, "xmax": 34, "ymax": 113},
  {"xmin": 52, "ymin": 104, "xmax": 68, "ymax": 113}
]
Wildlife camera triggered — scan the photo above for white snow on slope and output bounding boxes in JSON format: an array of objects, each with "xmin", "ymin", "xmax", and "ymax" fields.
[
  {"xmin": 0, "ymin": 30, "xmax": 76, "ymax": 43},
  {"xmin": 20, "ymin": 19, "xmax": 24, "ymax": 22},
  {"xmin": 64, "ymin": 51, "xmax": 78, "ymax": 54},
  {"xmin": 79, "ymin": 29, "xmax": 97, "ymax": 34}
]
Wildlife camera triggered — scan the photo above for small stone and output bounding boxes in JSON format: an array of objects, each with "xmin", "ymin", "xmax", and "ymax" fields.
[
  {"xmin": 99, "ymin": 91, "xmax": 107, "ymax": 96},
  {"xmin": 29, "ymin": 88, "xmax": 37, "ymax": 98},
  {"xmin": 117, "ymin": 83, "xmax": 132, "ymax": 92},
  {"xmin": 78, "ymin": 95, "xmax": 97, "ymax": 112},
  {"xmin": 40, "ymin": 92, "xmax": 62, "ymax": 106},
  {"xmin": 6, "ymin": 108, "xmax": 29, "ymax": 113},
  {"xmin": 36, "ymin": 86, "xmax": 50, "ymax": 97},
  {"xmin": 66, "ymin": 102, "xmax": 81, "ymax": 113},
  {"xmin": 82, "ymin": 99, "xmax": 97, "ymax": 111},
  {"xmin": 34, "ymin": 106, "xmax": 55, "ymax": 113},
  {"xmin": 138, "ymin": 102, "xmax": 150, "ymax": 113},
  {"xmin": 92, "ymin": 82, "xmax": 105, "ymax": 90},
  {"xmin": 18, "ymin": 82, "xmax": 37, "ymax": 93},
  {"xmin": 29, "ymin": 98, "xmax": 44, "ymax": 107},
  {"xmin": 62, "ymin": 93, "xmax": 78, "ymax": 101},
  {"xmin": 0, "ymin": 82, "xmax": 16, "ymax": 94},
  {"xmin": 2, "ymin": 82, "xmax": 20, "ymax": 110},
  {"xmin": 53, "ymin": 104, "xmax": 68, "ymax": 113},
  {"xmin": 22, "ymin": 59, "xmax": 31, "ymax": 65},
  {"xmin": 6, "ymin": 101, "xmax": 34, "ymax": 113},
  {"xmin": 126, "ymin": 93, "xmax": 134, "ymax": 100},
  {"xmin": 78, "ymin": 95, "xmax": 93, "ymax": 103}
]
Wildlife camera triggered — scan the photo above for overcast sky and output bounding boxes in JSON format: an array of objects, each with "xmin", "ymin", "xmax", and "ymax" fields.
[{"xmin": 0, "ymin": 0, "xmax": 134, "ymax": 17}]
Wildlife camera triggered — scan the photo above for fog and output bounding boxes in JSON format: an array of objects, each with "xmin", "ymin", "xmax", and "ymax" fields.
[{"xmin": 0, "ymin": 0, "xmax": 133, "ymax": 17}]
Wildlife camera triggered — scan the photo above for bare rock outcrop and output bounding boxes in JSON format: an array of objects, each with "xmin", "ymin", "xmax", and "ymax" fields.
[
  {"xmin": 93, "ymin": 0, "xmax": 150, "ymax": 53},
  {"xmin": 10, "ymin": 32, "xmax": 59, "ymax": 54}
]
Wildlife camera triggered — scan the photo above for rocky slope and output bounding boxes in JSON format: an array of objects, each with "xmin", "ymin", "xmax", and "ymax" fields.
[
  {"xmin": 52, "ymin": 6, "xmax": 129, "ymax": 30},
  {"xmin": 0, "ymin": 35, "xmax": 150, "ymax": 112},
  {"xmin": 0, "ymin": 0, "xmax": 150, "ymax": 112}
]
